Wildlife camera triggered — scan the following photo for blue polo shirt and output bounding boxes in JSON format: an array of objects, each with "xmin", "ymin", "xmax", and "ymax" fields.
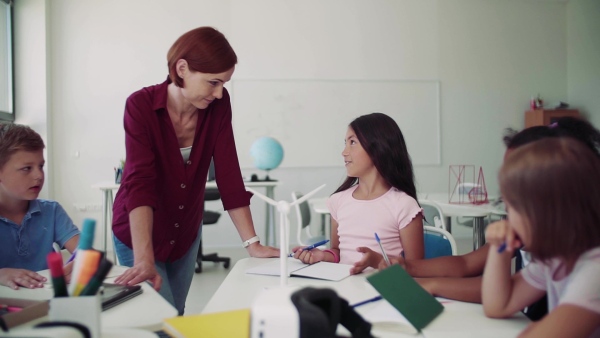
[{"xmin": 0, "ymin": 199, "xmax": 80, "ymax": 271}]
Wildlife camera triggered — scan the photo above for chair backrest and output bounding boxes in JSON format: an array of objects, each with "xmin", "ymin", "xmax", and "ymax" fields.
[
  {"xmin": 420, "ymin": 199, "xmax": 447, "ymax": 231},
  {"xmin": 423, "ymin": 225, "xmax": 457, "ymax": 258},
  {"xmin": 292, "ymin": 191, "xmax": 327, "ymax": 246}
]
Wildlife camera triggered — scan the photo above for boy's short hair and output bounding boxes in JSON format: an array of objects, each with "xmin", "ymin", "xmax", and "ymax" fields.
[
  {"xmin": 499, "ymin": 138, "xmax": 600, "ymax": 268},
  {"xmin": 0, "ymin": 123, "xmax": 45, "ymax": 169}
]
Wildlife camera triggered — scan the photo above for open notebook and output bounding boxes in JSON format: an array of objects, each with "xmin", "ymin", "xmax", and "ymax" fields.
[{"xmin": 245, "ymin": 258, "xmax": 353, "ymax": 282}]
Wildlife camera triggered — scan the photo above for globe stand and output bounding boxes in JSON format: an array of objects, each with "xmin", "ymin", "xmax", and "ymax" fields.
[{"xmin": 262, "ymin": 170, "xmax": 277, "ymax": 182}]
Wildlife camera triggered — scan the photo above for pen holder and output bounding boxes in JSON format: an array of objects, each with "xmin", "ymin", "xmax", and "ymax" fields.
[{"xmin": 49, "ymin": 295, "xmax": 101, "ymax": 338}]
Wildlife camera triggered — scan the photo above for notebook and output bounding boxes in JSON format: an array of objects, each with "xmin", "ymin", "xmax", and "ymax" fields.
[
  {"xmin": 245, "ymin": 258, "xmax": 353, "ymax": 281},
  {"xmin": 366, "ymin": 264, "xmax": 444, "ymax": 332},
  {"xmin": 100, "ymin": 283, "xmax": 143, "ymax": 311},
  {"xmin": 163, "ymin": 308, "xmax": 250, "ymax": 338}
]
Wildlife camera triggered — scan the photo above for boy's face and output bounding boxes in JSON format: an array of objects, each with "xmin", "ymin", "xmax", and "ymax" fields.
[{"xmin": 0, "ymin": 150, "xmax": 45, "ymax": 201}]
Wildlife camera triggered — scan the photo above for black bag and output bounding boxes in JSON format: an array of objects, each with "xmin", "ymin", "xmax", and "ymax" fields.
[{"xmin": 291, "ymin": 287, "xmax": 373, "ymax": 338}]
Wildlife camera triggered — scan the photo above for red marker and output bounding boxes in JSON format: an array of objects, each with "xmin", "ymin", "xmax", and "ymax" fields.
[{"xmin": 46, "ymin": 252, "xmax": 69, "ymax": 297}]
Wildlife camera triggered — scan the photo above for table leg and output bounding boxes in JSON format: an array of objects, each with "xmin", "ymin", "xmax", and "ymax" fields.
[
  {"xmin": 107, "ymin": 190, "xmax": 115, "ymax": 264},
  {"xmin": 320, "ymin": 214, "xmax": 326, "ymax": 237},
  {"xmin": 101, "ymin": 190, "xmax": 108, "ymax": 253},
  {"xmin": 445, "ymin": 216, "xmax": 452, "ymax": 233},
  {"xmin": 266, "ymin": 186, "xmax": 275, "ymax": 247},
  {"xmin": 473, "ymin": 216, "xmax": 486, "ymax": 250}
]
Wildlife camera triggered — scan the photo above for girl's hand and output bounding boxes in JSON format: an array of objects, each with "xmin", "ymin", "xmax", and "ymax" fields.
[
  {"xmin": 246, "ymin": 243, "xmax": 280, "ymax": 258},
  {"xmin": 351, "ymin": 247, "xmax": 383, "ymax": 274},
  {"xmin": 0, "ymin": 268, "xmax": 46, "ymax": 290},
  {"xmin": 485, "ymin": 220, "xmax": 521, "ymax": 253},
  {"xmin": 380, "ymin": 255, "xmax": 406, "ymax": 270},
  {"xmin": 292, "ymin": 246, "xmax": 326, "ymax": 264}
]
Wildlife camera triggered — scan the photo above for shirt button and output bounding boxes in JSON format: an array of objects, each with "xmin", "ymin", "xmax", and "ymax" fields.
[
  {"xmin": 181, "ymin": 183, "xmax": 186, "ymax": 189},
  {"xmin": 179, "ymin": 205, "xmax": 184, "ymax": 210},
  {"xmin": 186, "ymin": 160, "xmax": 192, "ymax": 165},
  {"xmin": 170, "ymin": 240, "xmax": 175, "ymax": 245},
  {"xmin": 174, "ymin": 223, "xmax": 180, "ymax": 228}
]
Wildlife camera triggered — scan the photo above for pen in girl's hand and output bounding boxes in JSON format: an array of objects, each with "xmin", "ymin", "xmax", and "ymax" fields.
[
  {"xmin": 375, "ymin": 233, "xmax": 391, "ymax": 266},
  {"xmin": 288, "ymin": 239, "xmax": 330, "ymax": 257},
  {"xmin": 497, "ymin": 242, "xmax": 507, "ymax": 253}
]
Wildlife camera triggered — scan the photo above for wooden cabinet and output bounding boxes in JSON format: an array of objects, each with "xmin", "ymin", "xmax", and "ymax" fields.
[{"xmin": 525, "ymin": 109, "xmax": 580, "ymax": 128}]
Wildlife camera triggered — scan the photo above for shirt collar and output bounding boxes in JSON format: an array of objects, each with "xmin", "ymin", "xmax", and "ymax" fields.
[{"xmin": 152, "ymin": 76, "xmax": 171, "ymax": 113}]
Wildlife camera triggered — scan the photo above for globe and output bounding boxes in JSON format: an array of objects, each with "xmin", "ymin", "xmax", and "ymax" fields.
[{"xmin": 249, "ymin": 137, "xmax": 284, "ymax": 180}]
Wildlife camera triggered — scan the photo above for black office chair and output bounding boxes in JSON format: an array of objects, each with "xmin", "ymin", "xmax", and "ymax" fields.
[{"xmin": 195, "ymin": 187, "xmax": 231, "ymax": 273}]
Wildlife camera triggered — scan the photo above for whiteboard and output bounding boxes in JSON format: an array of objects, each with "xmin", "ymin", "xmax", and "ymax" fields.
[{"xmin": 231, "ymin": 79, "xmax": 440, "ymax": 168}]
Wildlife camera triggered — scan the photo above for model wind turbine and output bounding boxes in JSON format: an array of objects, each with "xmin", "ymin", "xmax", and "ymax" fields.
[{"xmin": 247, "ymin": 184, "xmax": 326, "ymax": 287}]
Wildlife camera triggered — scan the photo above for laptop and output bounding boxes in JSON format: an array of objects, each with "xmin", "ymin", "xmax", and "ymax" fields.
[{"xmin": 100, "ymin": 283, "xmax": 143, "ymax": 311}]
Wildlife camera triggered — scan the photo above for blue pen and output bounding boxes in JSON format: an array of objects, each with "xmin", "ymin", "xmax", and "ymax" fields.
[
  {"xmin": 497, "ymin": 242, "xmax": 507, "ymax": 253},
  {"xmin": 66, "ymin": 249, "xmax": 77, "ymax": 264},
  {"xmin": 351, "ymin": 296, "xmax": 383, "ymax": 308},
  {"xmin": 375, "ymin": 233, "xmax": 391, "ymax": 266},
  {"xmin": 288, "ymin": 239, "xmax": 330, "ymax": 257}
]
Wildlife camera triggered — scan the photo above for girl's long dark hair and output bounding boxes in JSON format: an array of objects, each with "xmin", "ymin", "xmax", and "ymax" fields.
[{"xmin": 333, "ymin": 113, "xmax": 417, "ymax": 202}]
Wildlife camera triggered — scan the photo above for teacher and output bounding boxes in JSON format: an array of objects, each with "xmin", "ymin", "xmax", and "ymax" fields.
[{"xmin": 112, "ymin": 26, "xmax": 279, "ymax": 315}]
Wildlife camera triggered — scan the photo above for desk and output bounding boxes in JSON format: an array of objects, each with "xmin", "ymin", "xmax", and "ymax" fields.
[
  {"xmin": 0, "ymin": 266, "xmax": 177, "ymax": 335},
  {"xmin": 203, "ymin": 258, "xmax": 529, "ymax": 337},
  {"xmin": 92, "ymin": 180, "xmax": 280, "ymax": 260},
  {"xmin": 424, "ymin": 193, "xmax": 506, "ymax": 250}
]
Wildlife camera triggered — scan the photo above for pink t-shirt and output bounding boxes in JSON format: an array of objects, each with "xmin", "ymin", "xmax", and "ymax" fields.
[
  {"xmin": 521, "ymin": 246, "xmax": 600, "ymax": 337},
  {"xmin": 327, "ymin": 185, "xmax": 422, "ymax": 265}
]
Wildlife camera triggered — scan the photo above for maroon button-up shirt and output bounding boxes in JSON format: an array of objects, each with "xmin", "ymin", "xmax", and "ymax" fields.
[{"xmin": 112, "ymin": 78, "xmax": 252, "ymax": 262}]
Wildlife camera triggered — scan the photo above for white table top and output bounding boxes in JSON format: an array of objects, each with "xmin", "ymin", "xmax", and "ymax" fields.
[
  {"xmin": 92, "ymin": 180, "xmax": 280, "ymax": 191},
  {"xmin": 424, "ymin": 192, "xmax": 506, "ymax": 218},
  {"xmin": 203, "ymin": 258, "xmax": 529, "ymax": 337},
  {"xmin": 0, "ymin": 266, "xmax": 177, "ymax": 332}
]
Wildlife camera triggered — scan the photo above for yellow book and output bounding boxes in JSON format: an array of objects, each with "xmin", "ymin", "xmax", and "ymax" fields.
[{"xmin": 163, "ymin": 308, "xmax": 250, "ymax": 338}]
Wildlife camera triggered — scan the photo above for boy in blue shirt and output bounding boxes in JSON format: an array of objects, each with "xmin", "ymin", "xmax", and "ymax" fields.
[{"xmin": 0, "ymin": 124, "xmax": 80, "ymax": 290}]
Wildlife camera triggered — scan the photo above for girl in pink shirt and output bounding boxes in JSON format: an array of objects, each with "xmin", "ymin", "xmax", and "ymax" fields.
[{"xmin": 293, "ymin": 113, "xmax": 424, "ymax": 267}]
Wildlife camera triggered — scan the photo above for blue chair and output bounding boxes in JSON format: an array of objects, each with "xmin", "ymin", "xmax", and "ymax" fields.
[{"xmin": 423, "ymin": 225, "xmax": 457, "ymax": 259}]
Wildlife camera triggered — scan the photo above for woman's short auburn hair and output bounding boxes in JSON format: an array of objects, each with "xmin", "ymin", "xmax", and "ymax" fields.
[
  {"xmin": 167, "ymin": 27, "xmax": 237, "ymax": 88},
  {"xmin": 499, "ymin": 137, "xmax": 600, "ymax": 268}
]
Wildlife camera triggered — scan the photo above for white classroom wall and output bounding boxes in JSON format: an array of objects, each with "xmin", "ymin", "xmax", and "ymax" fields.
[{"xmin": 13, "ymin": 0, "xmax": 597, "ymax": 249}]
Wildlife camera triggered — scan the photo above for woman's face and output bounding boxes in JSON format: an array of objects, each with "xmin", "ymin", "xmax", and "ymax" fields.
[
  {"xmin": 178, "ymin": 61, "xmax": 235, "ymax": 109},
  {"xmin": 342, "ymin": 127, "xmax": 374, "ymax": 178}
]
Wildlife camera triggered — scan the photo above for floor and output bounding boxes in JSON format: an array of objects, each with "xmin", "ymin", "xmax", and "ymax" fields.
[{"xmin": 184, "ymin": 219, "xmax": 478, "ymax": 315}]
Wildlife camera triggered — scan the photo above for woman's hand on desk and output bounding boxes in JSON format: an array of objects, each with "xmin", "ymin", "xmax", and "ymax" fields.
[
  {"xmin": 0, "ymin": 268, "xmax": 46, "ymax": 290},
  {"xmin": 246, "ymin": 242, "xmax": 280, "ymax": 258},
  {"xmin": 113, "ymin": 260, "xmax": 163, "ymax": 291}
]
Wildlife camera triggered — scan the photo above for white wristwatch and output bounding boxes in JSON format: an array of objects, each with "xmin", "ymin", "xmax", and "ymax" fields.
[{"xmin": 242, "ymin": 236, "xmax": 260, "ymax": 248}]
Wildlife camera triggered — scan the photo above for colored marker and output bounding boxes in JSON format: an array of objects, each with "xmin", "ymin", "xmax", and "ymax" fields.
[
  {"xmin": 46, "ymin": 252, "xmax": 69, "ymax": 298},
  {"xmin": 288, "ymin": 239, "xmax": 330, "ymax": 257},
  {"xmin": 71, "ymin": 250, "xmax": 102, "ymax": 296},
  {"xmin": 351, "ymin": 296, "xmax": 383, "ymax": 308},
  {"xmin": 68, "ymin": 218, "xmax": 96, "ymax": 295},
  {"xmin": 80, "ymin": 258, "xmax": 113, "ymax": 296},
  {"xmin": 375, "ymin": 233, "xmax": 391, "ymax": 266}
]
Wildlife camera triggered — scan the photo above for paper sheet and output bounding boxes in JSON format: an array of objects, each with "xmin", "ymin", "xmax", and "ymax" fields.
[{"xmin": 245, "ymin": 258, "xmax": 353, "ymax": 281}]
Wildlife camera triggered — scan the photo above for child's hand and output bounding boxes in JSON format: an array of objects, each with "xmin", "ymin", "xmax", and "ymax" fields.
[
  {"xmin": 0, "ymin": 268, "xmax": 47, "ymax": 290},
  {"xmin": 485, "ymin": 220, "xmax": 522, "ymax": 253},
  {"xmin": 381, "ymin": 255, "xmax": 406, "ymax": 270},
  {"xmin": 351, "ymin": 247, "xmax": 383, "ymax": 274},
  {"xmin": 292, "ymin": 246, "xmax": 326, "ymax": 264},
  {"xmin": 63, "ymin": 261, "xmax": 74, "ymax": 283}
]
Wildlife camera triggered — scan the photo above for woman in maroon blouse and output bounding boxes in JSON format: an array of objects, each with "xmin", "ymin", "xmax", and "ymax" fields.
[{"xmin": 112, "ymin": 27, "xmax": 279, "ymax": 314}]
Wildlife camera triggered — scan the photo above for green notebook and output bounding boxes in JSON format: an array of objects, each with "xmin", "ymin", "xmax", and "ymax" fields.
[{"xmin": 366, "ymin": 265, "xmax": 444, "ymax": 332}]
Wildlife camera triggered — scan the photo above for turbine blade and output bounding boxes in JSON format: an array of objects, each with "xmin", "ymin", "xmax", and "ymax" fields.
[
  {"xmin": 290, "ymin": 184, "xmax": 326, "ymax": 206},
  {"xmin": 246, "ymin": 187, "xmax": 278, "ymax": 206}
]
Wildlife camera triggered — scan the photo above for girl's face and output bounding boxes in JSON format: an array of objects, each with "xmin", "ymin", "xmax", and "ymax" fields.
[
  {"xmin": 504, "ymin": 200, "xmax": 531, "ymax": 247},
  {"xmin": 342, "ymin": 127, "xmax": 375, "ymax": 178},
  {"xmin": 0, "ymin": 150, "xmax": 45, "ymax": 202},
  {"xmin": 178, "ymin": 61, "xmax": 234, "ymax": 110}
]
